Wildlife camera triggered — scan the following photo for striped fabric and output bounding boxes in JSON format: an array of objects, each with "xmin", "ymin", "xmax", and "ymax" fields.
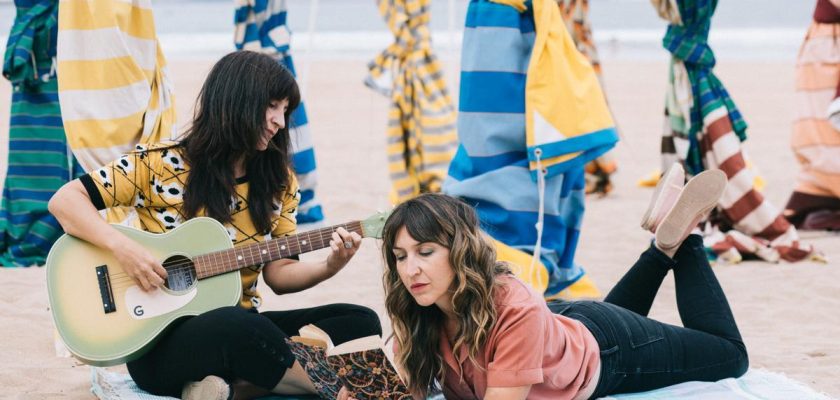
[
  {"xmin": 56, "ymin": 0, "xmax": 177, "ymax": 173},
  {"xmin": 785, "ymin": 21, "xmax": 840, "ymax": 230},
  {"xmin": 653, "ymin": 0, "xmax": 814, "ymax": 262},
  {"xmin": 522, "ymin": 0, "xmax": 617, "ymax": 179},
  {"xmin": 556, "ymin": 0, "xmax": 618, "ymax": 196},
  {"xmin": 1, "ymin": 0, "xmax": 84, "ymax": 267},
  {"xmin": 444, "ymin": 0, "xmax": 616, "ymax": 297},
  {"xmin": 365, "ymin": 0, "xmax": 458, "ymax": 203},
  {"xmin": 234, "ymin": 0, "xmax": 324, "ymax": 227}
]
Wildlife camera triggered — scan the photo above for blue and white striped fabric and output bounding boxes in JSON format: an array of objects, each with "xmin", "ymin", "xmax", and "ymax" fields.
[
  {"xmin": 444, "ymin": 0, "xmax": 596, "ymax": 296},
  {"xmin": 234, "ymin": 0, "xmax": 324, "ymax": 227}
]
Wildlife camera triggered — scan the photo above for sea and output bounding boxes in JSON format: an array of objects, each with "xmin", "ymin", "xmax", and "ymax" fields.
[{"xmin": 0, "ymin": 0, "xmax": 817, "ymax": 62}]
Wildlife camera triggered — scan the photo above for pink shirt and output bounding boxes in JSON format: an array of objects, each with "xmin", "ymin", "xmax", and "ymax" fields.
[{"xmin": 439, "ymin": 275, "xmax": 600, "ymax": 399}]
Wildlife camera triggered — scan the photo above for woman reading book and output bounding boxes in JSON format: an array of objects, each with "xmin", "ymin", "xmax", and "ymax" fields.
[
  {"xmin": 49, "ymin": 50, "xmax": 382, "ymax": 400},
  {"xmin": 372, "ymin": 166, "xmax": 748, "ymax": 400}
]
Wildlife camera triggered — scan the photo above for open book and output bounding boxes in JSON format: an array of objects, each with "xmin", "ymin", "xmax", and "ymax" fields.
[{"xmin": 285, "ymin": 324, "xmax": 411, "ymax": 400}]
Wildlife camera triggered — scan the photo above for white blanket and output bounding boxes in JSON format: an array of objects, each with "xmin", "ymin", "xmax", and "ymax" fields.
[{"xmin": 91, "ymin": 367, "xmax": 834, "ymax": 400}]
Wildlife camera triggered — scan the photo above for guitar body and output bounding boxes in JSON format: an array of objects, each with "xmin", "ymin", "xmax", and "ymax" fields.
[{"xmin": 46, "ymin": 218, "xmax": 241, "ymax": 366}]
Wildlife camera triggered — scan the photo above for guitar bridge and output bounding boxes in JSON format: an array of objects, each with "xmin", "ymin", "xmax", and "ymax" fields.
[{"xmin": 96, "ymin": 265, "xmax": 116, "ymax": 314}]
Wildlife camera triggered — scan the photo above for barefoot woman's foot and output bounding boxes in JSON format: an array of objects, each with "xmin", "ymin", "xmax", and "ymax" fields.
[{"xmin": 655, "ymin": 170, "xmax": 727, "ymax": 257}]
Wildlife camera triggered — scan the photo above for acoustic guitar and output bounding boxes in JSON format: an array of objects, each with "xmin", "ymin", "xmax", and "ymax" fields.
[{"xmin": 46, "ymin": 213, "xmax": 388, "ymax": 366}]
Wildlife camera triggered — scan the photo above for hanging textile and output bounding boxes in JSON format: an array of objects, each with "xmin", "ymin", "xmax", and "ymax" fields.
[
  {"xmin": 365, "ymin": 0, "xmax": 458, "ymax": 203},
  {"xmin": 444, "ymin": 0, "xmax": 617, "ymax": 298},
  {"xmin": 784, "ymin": 1, "xmax": 840, "ymax": 232},
  {"xmin": 1, "ymin": 0, "xmax": 84, "ymax": 267},
  {"xmin": 556, "ymin": 0, "xmax": 618, "ymax": 196},
  {"xmin": 56, "ymin": 0, "xmax": 177, "ymax": 226},
  {"xmin": 234, "ymin": 0, "xmax": 324, "ymax": 227},
  {"xmin": 56, "ymin": 0, "xmax": 176, "ymax": 172},
  {"xmin": 652, "ymin": 0, "xmax": 817, "ymax": 262}
]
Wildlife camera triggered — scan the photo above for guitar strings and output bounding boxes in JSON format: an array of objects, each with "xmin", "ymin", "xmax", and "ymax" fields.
[
  {"xmin": 104, "ymin": 221, "xmax": 358, "ymax": 282},
  {"xmin": 104, "ymin": 231, "xmax": 341, "ymax": 285},
  {"xmin": 105, "ymin": 236, "xmax": 322, "ymax": 283}
]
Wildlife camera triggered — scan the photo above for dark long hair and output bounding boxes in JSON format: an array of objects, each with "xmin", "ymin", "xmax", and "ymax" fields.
[
  {"xmin": 381, "ymin": 194, "xmax": 511, "ymax": 397},
  {"xmin": 179, "ymin": 51, "xmax": 301, "ymax": 233}
]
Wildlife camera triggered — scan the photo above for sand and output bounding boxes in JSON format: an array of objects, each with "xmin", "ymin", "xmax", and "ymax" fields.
[{"xmin": 0, "ymin": 56, "xmax": 838, "ymax": 399}]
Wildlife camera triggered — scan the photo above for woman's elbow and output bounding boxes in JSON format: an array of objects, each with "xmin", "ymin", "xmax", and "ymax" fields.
[
  {"xmin": 47, "ymin": 185, "xmax": 69, "ymax": 220},
  {"xmin": 48, "ymin": 181, "xmax": 82, "ymax": 232},
  {"xmin": 267, "ymin": 283, "xmax": 283, "ymax": 295},
  {"xmin": 264, "ymin": 279, "xmax": 290, "ymax": 295}
]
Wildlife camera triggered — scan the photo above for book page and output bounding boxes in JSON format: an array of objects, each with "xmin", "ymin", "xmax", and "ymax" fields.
[
  {"xmin": 327, "ymin": 334, "xmax": 383, "ymax": 356},
  {"xmin": 298, "ymin": 324, "xmax": 335, "ymax": 349}
]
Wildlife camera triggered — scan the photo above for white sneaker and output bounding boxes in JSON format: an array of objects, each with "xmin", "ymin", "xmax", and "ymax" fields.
[
  {"xmin": 181, "ymin": 375, "xmax": 230, "ymax": 400},
  {"xmin": 655, "ymin": 170, "xmax": 727, "ymax": 252},
  {"xmin": 641, "ymin": 163, "xmax": 686, "ymax": 233}
]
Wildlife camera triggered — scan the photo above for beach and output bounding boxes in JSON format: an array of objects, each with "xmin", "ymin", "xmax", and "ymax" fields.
[
  {"xmin": 2, "ymin": 0, "xmax": 839, "ymax": 397},
  {"xmin": 0, "ymin": 56, "xmax": 838, "ymax": 399}
]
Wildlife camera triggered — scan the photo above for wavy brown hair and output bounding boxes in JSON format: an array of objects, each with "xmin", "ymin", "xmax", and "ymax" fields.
[
  {"xmin": 381, "ymin": 193, "xmax": 511, "ymax": 396},
  {"xmin": 179, "ymin": 50, "xmax": 300, "ymax": 233}
]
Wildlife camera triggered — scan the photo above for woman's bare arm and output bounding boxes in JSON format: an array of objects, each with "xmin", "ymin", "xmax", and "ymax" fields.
[
  {"xmin": 48, "ymin": 180, "xmax": 167, "ymax": 291},
  {"xmin": 483, "ymin": 385, "xmax": 532, "ymax": 400},
  {"xmin": 262, "ymin": 227, "xmax": 361, "ymax": 294}
]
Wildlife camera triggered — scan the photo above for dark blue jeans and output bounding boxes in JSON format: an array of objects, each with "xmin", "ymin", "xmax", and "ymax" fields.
[{"xmin": 549, "ymin": 235, "xmax": 748, "ymax": 398}]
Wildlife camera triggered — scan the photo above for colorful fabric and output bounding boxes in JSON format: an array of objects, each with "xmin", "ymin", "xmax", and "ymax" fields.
[
  {"xmin": 652, "ymin": 0, "xmax": 815, "ymax": 262},
  {"xmin": 80, "ymin": 143, "xmax": 300, "ymax": 309},
  {"xmin": 785, "ymin": 20, "xmax": 840, "ymax": 232},
  {"xmin": 444, "ymin": 0, "xmax": 617, "ymax": 297},
  {"xmin": 1, "ymin": 0, "xmax": 84, "ymax": 267},
  {"xmin": 234, "ymin": 0, "xmax": 324, "ymax": 227},
  {"xmin": 365, "ymin": 0, "xmax": 458, "ymax": 203},
  {"xmin": 556, "ymin": 0, "xmax": 618, "ymax": 196},
  {"xmin": 523, "ymin": 0, "xmax": 617, "ymax": 179},
  {"xmin": 56, "ymin": 0, "xmax": 177, "ymax": 172}
]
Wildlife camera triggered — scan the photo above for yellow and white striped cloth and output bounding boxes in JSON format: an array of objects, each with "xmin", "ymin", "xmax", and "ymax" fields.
[
  {"xmin": 365, "ymin": 0, "xmax": 458, "ymax": 204},
  {"xmin": 57, "ymin": 0, "xmax": 176, "ymax": 173},
  {"xmin": 492, "ymin": 0, "xmax": 617, "ymax": 178}
]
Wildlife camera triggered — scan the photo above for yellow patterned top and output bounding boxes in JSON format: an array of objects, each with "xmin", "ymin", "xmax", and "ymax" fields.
[{"xmin": 79, "ymin": 142, "xmax": 300, "ymax": 309}]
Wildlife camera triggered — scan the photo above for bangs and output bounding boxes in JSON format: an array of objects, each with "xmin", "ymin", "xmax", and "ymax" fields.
[
  {"xmin": 268, "ymin": 65, "xmax": 301, "ymax": 112},
  {"xmin": 387, "ymin": 200, "xmax": 452, "ymax": 249}
]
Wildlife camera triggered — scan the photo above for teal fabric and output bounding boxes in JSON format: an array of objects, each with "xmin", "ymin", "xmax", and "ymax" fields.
[
  {"xmin": 2, "ymin": 0, "xmax": 83, "ymax": 267},
  {"xmin": 661, "ymin": 0, "xmax": 747, "ymax": 175}
]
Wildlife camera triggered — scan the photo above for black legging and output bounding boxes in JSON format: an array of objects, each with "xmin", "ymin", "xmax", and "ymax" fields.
[
  {"xmin": 550, "ymin": 235, "xmax": 748, "ymax": 397},
  {"xmin": 127, "ymin": 303, "xmax": 382, "ymax": 397}
]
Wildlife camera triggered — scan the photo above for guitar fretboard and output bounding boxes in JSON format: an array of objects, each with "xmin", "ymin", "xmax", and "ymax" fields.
[{"xmin": 192, "ymin": 221, "xmax": 363, "ymax": 279}]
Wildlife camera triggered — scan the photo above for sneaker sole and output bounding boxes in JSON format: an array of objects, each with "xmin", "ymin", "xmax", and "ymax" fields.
[{"xmin": 656, "ymin": 170, "xmax": 727, "ymax": 250}]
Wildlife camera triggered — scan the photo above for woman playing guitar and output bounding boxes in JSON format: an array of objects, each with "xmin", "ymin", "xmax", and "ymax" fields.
[{"xmin": 49, "ymin": 50, "xmax": 381, "ymax": 400}]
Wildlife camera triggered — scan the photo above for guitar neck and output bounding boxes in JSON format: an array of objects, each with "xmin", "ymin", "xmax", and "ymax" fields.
[{"xmin": 193, "ymin": 221, "xmax": 364, "ymax": 279}]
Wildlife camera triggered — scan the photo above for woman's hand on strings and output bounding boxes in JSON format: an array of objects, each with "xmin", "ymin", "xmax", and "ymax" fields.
[{"xmin": 111, "ymin": 235, "xmax": 168, "ymax": 291}]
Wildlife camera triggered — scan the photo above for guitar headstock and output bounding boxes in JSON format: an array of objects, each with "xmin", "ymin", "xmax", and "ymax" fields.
[{"xmin": 360, "ymin": 210, "xmax": 392, "ymax": 239}]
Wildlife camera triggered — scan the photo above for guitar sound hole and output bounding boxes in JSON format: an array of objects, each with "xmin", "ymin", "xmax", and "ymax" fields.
[{"xmin": 163, "ymin": 255, "xmax": 196, "ymax": 292}]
